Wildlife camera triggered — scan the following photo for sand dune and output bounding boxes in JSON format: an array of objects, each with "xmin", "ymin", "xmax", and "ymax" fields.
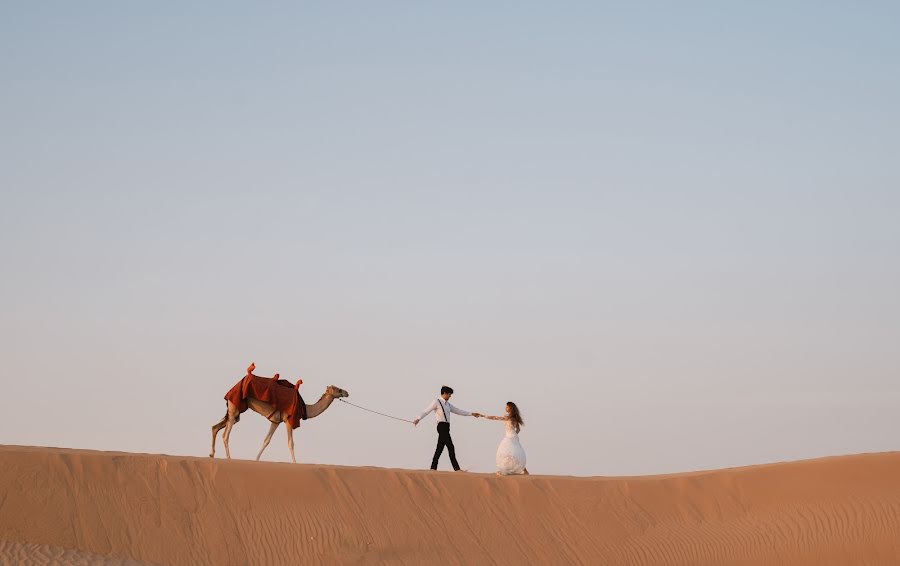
[{"xmin": 1, "ymin": 446, "xmax": 899, "ymax": 565}]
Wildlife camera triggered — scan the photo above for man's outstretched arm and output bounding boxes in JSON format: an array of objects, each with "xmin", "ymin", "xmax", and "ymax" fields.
[
  {"xmin": 412, "ymin": 399, "xmax": 438, "ymax": 426},
  {"xmin": 448, "ymin": 403, "xmax": 481, "ymax": 417}
]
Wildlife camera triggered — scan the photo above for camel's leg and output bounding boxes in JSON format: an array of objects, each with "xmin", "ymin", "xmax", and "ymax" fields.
[
  {"xmin": 223, "ymin": 414, "xmax": 238, "ymax": 460},
  {"xmin": 286, "ymin": 423, "xmax": 296, "ymax": 464},
  {"xmin": 210, "ymin": 415, "xmax": 228, "ymax": 458},
  {"xmin": 256, "ymin": 421, "xmax": 279, "ymax": 461}
]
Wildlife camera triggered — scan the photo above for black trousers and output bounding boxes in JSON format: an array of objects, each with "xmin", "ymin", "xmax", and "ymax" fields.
[{"xmin": 431, "ymin": 422, "xmax": 460, "ymax": 470}]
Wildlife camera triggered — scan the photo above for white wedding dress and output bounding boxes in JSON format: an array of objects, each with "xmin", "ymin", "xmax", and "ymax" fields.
[{"xmin": 495, "ymin": 419, "xmax": 527, "ymax": 475}]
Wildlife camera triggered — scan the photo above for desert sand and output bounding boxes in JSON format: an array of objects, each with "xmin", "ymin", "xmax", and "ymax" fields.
[{"xmin": 1, "ymin": 445, "xmax": 899, "ymax": 565}]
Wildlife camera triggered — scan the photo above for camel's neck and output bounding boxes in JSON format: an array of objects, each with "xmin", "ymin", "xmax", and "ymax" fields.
[{"xmin": 305, "ymin": 393, "xmax": 335, "ymax": 419}]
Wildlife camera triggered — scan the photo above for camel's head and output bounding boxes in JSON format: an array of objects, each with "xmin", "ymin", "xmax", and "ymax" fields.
[{"xmin": 326, "ymin": 385, "xmax": 349, "ymax": 399}]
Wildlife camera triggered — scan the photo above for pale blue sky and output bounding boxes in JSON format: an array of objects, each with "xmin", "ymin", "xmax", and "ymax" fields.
[{"xmin": 2, "ymin": 2, "xmax": 898, "ymax": 475}]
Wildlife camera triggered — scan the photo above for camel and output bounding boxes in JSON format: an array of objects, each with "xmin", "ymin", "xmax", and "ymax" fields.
[{"xmin": 210, "ymin": 365, "xmax": 349, "ymax": 463}]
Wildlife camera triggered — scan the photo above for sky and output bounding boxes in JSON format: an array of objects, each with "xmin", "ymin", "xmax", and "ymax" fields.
[{"xmin": 1, "ymin": 2, "xmax": 898, "ymax": 476}]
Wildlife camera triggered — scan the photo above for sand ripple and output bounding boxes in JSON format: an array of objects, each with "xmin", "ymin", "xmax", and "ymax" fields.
[{"xmin": 0, "ymin": 540, "xmax": 154, "ymax": 565}]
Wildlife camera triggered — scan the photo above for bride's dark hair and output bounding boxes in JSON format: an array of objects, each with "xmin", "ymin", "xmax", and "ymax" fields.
[{"xmin": 506, "ymin": 402, "xmax": 524, "ymax": 433}]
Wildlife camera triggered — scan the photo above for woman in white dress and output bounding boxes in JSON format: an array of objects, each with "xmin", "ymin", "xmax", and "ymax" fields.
[{"xmin": 484, "ymin": 402, "xmax": 528, "ymax": 476}]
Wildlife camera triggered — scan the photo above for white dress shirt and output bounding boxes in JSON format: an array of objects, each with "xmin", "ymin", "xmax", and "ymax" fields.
[{"xmin": 416, "ymin": 398, "xmax": 472, "ymax": 424}]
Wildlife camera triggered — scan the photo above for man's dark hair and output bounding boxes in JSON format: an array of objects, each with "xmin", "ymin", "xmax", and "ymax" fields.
[{"xmin": 440, "ymin": 386, "xmax": 454, "ymax": 395}]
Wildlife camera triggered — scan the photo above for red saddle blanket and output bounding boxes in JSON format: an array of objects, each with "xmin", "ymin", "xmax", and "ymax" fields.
[{"xmin": 224, "ymin": 373, "xmax": 307, "ymax": 429}]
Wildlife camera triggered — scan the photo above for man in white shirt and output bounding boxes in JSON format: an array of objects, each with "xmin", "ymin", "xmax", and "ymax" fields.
[{"xmin": 413, "ymin": 385, "xmax": 482, "ymax": 471}]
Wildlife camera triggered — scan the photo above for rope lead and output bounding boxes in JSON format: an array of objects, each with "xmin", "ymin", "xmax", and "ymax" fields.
[{"xmin": 338, "ymin": 398, "xmax": 415, "ymax": 424}]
